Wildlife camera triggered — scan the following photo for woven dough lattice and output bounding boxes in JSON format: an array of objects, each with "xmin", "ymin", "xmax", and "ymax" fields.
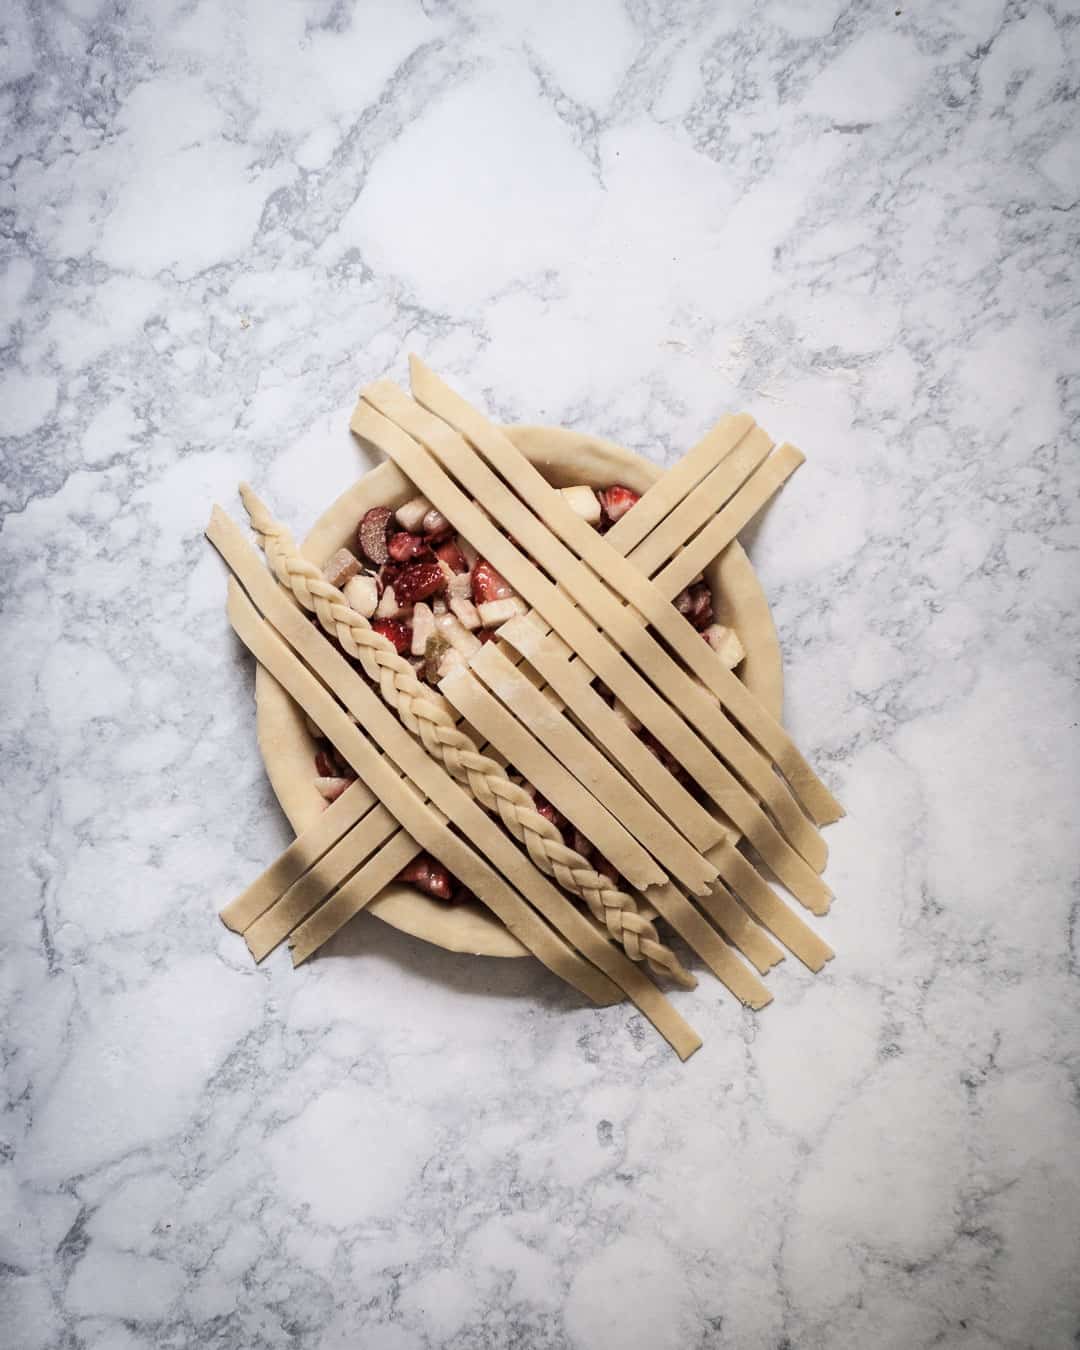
[{"xmin": 207, "ymin": 357, "xmax": 843, "ymax": 1058}]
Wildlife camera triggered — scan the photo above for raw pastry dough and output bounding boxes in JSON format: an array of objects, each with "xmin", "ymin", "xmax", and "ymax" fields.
[
  {"xmin": 210, "ymin": 508, "xmax": 704, "ymax": 1057},
  {"xmin": 468, "ymin": 641, "xmax": 719, "ymax": 895},
  {"xmin": 351, "ymin": 397, "xmax": 831, "ymax": 913}
]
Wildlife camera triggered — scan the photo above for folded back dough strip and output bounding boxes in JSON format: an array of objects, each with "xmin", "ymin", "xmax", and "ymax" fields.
[
  {"xmin": 439, "ymin": 665, "xmax": 667, "ymax": 894},
  {"xmin": 466, "ymin": 641, "xmax": 719, "ymax": 895},
  {"xmin": 653, "ymin": 445, "xmax": 804, "ymax": 600},
  {"xmin": 406, "ymin": 361, "xmax": 843, "ymax": 831},
  {"xmin": 625, "ymin": 427, "xmax": 775, "ymax": 579},
  {"xmin": 244, "ymin": 801, "xmax": 398, "ymax": 961},
  {"xmin": 211, "ymin": 514, "xmax": 703, "ymax": 1057},
  {"xmin": 352, "ymin": 398, "xmax": 830, "ymax": 913},
  {"xmin": 603, "ymin": 412, "xmax": 757, "ymax": 554},
  {"xmin": 220, "ymin": 779, "xmax": 376, "ymax": 933}
]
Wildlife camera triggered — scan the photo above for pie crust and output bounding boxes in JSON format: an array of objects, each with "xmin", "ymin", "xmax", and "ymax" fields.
[{"xmin": 254, "ymin": 425, "xmax": 784, "ymax": 958}]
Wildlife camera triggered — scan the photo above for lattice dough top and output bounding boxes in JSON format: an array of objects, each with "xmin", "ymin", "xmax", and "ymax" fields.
[{"xmin": 206, "ymin": 358, "xmax": 843, "ymax": 1058}]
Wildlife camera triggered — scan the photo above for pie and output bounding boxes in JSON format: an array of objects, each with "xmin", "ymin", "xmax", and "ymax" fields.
[{"xmin": 254, "ymin": 425, "xmax": 785, "ymax": 958}]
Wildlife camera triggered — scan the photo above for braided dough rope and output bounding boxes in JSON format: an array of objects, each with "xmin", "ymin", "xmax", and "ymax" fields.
[
  {"xmin": 238, "ymin": 487, "xmax": 692, "ymax": 987},
  {"xmin": 405, "ymin": 358, "xmax": 843, "ymax": 831},
  {"xmin": 210, "ymin": 511, "xmax": 702, "ymax": 1057},
  {"xmin": 351, "ymin": 398, "xmax": 831, "ymax": 914}
]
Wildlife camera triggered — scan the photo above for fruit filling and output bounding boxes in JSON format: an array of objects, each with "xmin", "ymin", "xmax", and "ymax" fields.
[{"xmin": 308, "ymin": 482, "xmax": 741, "ymax": 903}]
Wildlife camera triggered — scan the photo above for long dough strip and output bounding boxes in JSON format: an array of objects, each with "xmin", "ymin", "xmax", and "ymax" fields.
[
  {"xmin": 639, "ymin": 882, "xmax": 773, "ymax": 1008},
  {"xmin": 625, "ymin": 427, "xmax": 774, "ymax": 578},
  {"xmin": 211, "ymin": 515, "xmax": 704, "ymax": 1057},
  {"xmin": 244, "ymin": 802, "xmax": 398, "ymax": 961},
  {"xmin": 708, "ymin": 838, "xmax": 834, "ymax": 970},
  {"xmin": 391, "ymin": 370, "xmax": 829, "ymax": 863},
  {"xmin": 239, "ymin": 491, "xmax": 687, "ymax": 985},
  {"xmin": 220, "ymin": 779, "xmax": 376, "ymax": 932},
  {"xmin": 352, "ymin": 399, "xmax": 830, "ymax": 913},
  {"xmin": 289, "ymin": 825, "xmax": 429, "ymax": 967},
  {"xmin": 497, "ymin": 616, "xmax": 723, "ymax": 850},
  {"xmin": 467, "ymin": 641, "xmax": 719, "ymax": 895},
  {"xmin": 439, "ymin": 665, "xmax": 667, "ymax": 893},
  {"xmin": 690, "ymin": 878, "xmax": 785, "ymax": 975},
  {"xmin": 654, "ymin": 446, "xmax": 804, "ymax": 600},
  {"xmin": 603, "ymin": 412, "xmax": 758, "ymax": 554},
  {"xmin": 405, "ymin": 361, "xmax": 843, "ymax": 831},
  {"xmin": 221, "ymin": 575, "xmax": 618, "ymax": 1006},
  {"xmin": 500, "ymin": 614, "xmax": 824, "ymax": 948}
]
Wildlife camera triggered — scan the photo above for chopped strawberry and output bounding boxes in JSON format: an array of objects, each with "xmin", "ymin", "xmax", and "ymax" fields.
[
  {"xmin": 598, "ymin": 485, "xmax": 640, "ymax": 526},
  {"xmin": 398, "ymin": 853, "xmax": 454, "ymax": 901},
  {"xmin": 532, "ymin": 791, "xmax": 567, "ymax": 836},
  {"xmin": 435, "ymin": 537, "xmax": 469, "ymax": 574},
  {"xmin": 471, "ymin": 559, "xmax": 514, "ymax": 605},
  {"xmin": 571, "ymin": 829, "xmax": 593, "ymax": 859},
  {"xmin": 474, "ymin": 627, "xmax": 496, "ymax": 644},
  {"xmin": 387, "ymin": 531, "xmax": 432, "ymax": 563},
  {"xmin": 688, "ymin": 581, "xmax": 713, "ymax": 630},
  {"xmin": 358, "ymin": 507, "xmax": 392, "ymax": 565},
  {"xmin": 394, "ymin": 561, "xmax": 447, "ymax": 606},
  {"xmin": 314, "ymin": 748, "xmax": 336, "ymax": 778},
  {"xmin": 372, "ymin": 618, "xmax": 411, "ymax": 653}
]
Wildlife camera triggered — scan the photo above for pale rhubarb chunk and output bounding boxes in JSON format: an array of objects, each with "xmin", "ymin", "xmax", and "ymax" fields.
[
  {"xmin": 323, "ymin": 548, "xmax": 360, "ymax": 589},
  {"xmin": 702, "ymin": 623, "xmax": 745, "ymax": 670},
  {"xmin": 343, "ymin": 574, "xmax": 378, "ymax": 618},
  {"xmin": 559, "ymin": 484, "xmax": 602, "ymax": 524}
]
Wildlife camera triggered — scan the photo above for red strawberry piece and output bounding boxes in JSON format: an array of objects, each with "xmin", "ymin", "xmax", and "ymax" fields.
[
  {"xmin": 532, "ymin": 792, "xmax": 567, "ymax": 836},
  {"xmin": 435, "ymin": 537, "xmax": 469, "ymax": 574},
  {"xmin": 314, "ymin": 748, "xmax": 336, "ymax": 778},
  {"xmin": 372, "ymin": 618, "xmax": 411, "ymax": 653},
  {"xmin": 376, "ymin": 561, "xmax": 402, "ymax": 595},
  {"xmin": 394, "ymin": 562, "xmax": 447, "ymax": 606},
  {"xmin": 387, "ymin": 531, "xmax": 432, "ymax": 563},
  {"xmin": 594, "ymin": 854, "xmax": 620, "ymax": 885},
  {"xmin": 571, "ymin": 829, "xmax": 593, "ymax": 859},
  {"xmin": 688, "ymin": 582, "xmax": 713, "ymax": 630},
  {"xmin": 471, "ymin": 559, "xmax": 514, "ymax": 605},
  {"xmin": 598, "ymin": 485, "xmax": 640, "ymax": 525},
  {"xmin": 358, "ymin": 506, "xmax": 392, "ymax": 565},
  {"xmin": 475, "ymin": 627, "xmax": 496, "ymax": 644},
  {"xmin": 398, "ymin": 853, "xmax": 454, "ymax": 901},
  {"xmin": 674, "ymin": 588, "xmax": 694, "ymax": 615}
]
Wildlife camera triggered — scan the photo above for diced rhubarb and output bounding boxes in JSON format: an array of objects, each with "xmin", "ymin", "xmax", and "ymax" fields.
[
  {"xmin": 343, "ymin": 574, "xmax": 378, "ymax": 618},
  {"xmin": 471, "ymin": 559, "xmax": 514, "ymax": 605},
  {"xmin": 435, "ymin": 610, "xmax": 481, "ymax": 657},
  {"xmin": 599, "ymin": 484, "xmax": 640, "ymax": 525},
  {"xmin": 372, "ymin": 618, "xmax": 411, "ymax": 653},
  {"xmin": 358, "ymin": 507, "xmax": 392, "ymax": 565},
  {"xmin": 315, "ymin": 775, "xmax": 352, "ymax": 803},
  {"xmin": 394, "ymin": 561, "xmax": 447, "ymax": 606},
  {"xmin": 435, "ymin": 537, "xmax": 469, "ymax": 573},
  {"xmin": 702, "ymin": 623, "xmax": 745, "ymax": 670},
  {"xmin": 387, "ymin": 531, "xmax": 431, "ymax": 563},
  {"xmin": 411, "ymin": 601, "xmax": 435, "ymax": 656},
  {"xmin": 422, "ymin": 506, "xmax": 451, "ymax": 537},
  {"xmin": 322, "ymin": 547, "xmax": 361, "ymax": 589},
  {"xmin": 447, "ymin": 570, "xmax": 472, "ymax": 600},
  {"xmin": 395, "ymin": 494, "xmax": 432, "ymax": 533},
  {"xmin": 477, "ymin": 597, "xmax": 522, "ymax": 628},
  {"xmin": 376, "ymin": 584, "xmax": 404, "ymax": 619},
  {"xmin": 559, "ymin": 484, "xmax": 602, "ymax": 525},
  {"xmin": 397, "ymin": 853, "xmax": 454, "ymax": 901},
  {"xmin": 449, "ymin": 595, "xmax": 481, "ymax": 630}
]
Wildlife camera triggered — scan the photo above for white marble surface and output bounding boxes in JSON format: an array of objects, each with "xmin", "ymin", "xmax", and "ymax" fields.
[{"xmin": 3, "ymin": 1, "xmax": 1079, "ymax": 1346}]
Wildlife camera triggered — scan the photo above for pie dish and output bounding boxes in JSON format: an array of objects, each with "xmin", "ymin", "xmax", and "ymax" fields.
[{"xmin": 254, "ymin": 424, "xmax": 784, "ymax": 958}]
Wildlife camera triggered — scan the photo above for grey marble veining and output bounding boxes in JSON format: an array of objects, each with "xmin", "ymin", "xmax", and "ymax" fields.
[{"xmin": 2, "ymin": 2, "xmax": 1079, "ymax": 1347}]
